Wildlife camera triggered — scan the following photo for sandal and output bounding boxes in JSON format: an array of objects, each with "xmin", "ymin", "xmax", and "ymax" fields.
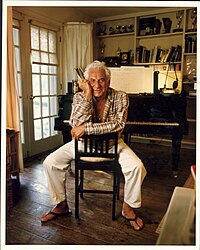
[
  {"xmin": 41, "ymin": 209, "xmax": 72, "ymax": 223},
  {"xmin": 122, "ymin": 214, "xmax": 144, "ymax": 231}
]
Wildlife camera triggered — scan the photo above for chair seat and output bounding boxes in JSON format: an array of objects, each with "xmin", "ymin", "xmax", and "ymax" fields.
[{"xmin": 80, "ymin": 156, "xmax": 114, "ymax": 162}]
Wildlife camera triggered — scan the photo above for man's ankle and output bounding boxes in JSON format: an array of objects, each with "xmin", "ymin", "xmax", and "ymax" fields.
[{"xmin": 57, "ymin": 200, "xmax": 67, "ymax": 209}]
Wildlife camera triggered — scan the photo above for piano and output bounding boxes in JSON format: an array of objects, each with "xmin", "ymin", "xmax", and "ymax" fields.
[{"xmin": 54, "ymin": 92, "xmax": 188, "ymax": 173}]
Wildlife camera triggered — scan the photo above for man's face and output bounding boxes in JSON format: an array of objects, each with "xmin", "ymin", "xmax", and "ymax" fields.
[{"xmin": 88, "ymin": 69, "xmax": 110, "ymax": 99}]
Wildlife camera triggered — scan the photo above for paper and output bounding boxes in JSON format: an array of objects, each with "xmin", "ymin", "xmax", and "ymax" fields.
[{"xmin": 109, "ymin": 66, "xmax": 154, "ymax": 94}]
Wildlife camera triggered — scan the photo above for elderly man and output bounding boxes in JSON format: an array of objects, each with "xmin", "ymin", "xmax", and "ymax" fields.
[{"xmin": 41, "ymin": 60, "xmax": 147, "ymax": 231}]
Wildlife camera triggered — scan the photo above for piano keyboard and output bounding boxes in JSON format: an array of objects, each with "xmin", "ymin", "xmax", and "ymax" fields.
[
  {"xmin": 64, "ymin": 120, "xmax": 179, "ymax": 127},
  {"xmin": 126, "ymin": 121, "xmax": 179, "ymax": 126}
]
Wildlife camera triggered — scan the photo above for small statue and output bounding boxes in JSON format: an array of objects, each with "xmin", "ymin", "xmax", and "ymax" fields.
[
  {"xmin": 162, "ymin": 18, "xmax": 172, "ymax": 33},
  {"xmin": 127, "ymin": 24, "xmax": 134, "ymax": 32},
  {"xmin": 121, "ymin": 25, "xmax": 128, "ymax": 33},
  {"xmin": 116, "ymin": 25, "xmax": 121, "ymax": 34},
  {"xmin": 109, "ymin": 27, "xmax": 115, "ymax": 35},
  {"xmin": 154, "ymin": 19, "xmax": 162, "ymax": 34},
  {"xmin": 99, "ymin": 24, "xmax": 106, "ymax": 36}
]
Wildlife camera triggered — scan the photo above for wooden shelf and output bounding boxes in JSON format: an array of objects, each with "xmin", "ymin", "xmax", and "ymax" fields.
[
  {"xmin": 184, "ymin": 53, "xmax": 197, "ymax": 56},
  {"xmin": 136, "ymin": 31, "xmax": 183, "ymax": 39},
  {"xmin": 96, "ymin": 32, "xmax": 134, "ymax": 39},
  {"xmin": 135, "ymin": 62, "xmax": 181, "ymax": 66}
]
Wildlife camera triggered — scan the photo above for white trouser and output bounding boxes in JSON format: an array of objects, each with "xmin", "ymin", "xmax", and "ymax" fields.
[{"xmin": 43, "ymin": 138, "xmax": 147, "ymax": 208}]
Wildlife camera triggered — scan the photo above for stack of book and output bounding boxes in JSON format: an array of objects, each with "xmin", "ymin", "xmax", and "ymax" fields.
[{"xmin": 136, "ymin": 45, "xmax": 182, "ymax": 63}]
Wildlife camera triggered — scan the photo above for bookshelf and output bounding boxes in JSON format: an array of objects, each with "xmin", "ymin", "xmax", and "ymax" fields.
[
  {"xmin": 95, "ymin": 7, "xmax": 197, "ymax": 90},
  {"xmin": 94, "ymin": 7, "xmax": 197, "ymax": 147}
]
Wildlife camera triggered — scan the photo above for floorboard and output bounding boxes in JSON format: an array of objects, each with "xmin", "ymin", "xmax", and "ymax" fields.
[{"xmin": 5, "ymin": 142, "xmax": 196, "ymax": 246}]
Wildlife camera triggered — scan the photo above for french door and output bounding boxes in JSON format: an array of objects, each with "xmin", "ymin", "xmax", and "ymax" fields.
[
  {"xmin": 28, "ymin": 24, "xmax": 62, "ymax": 156},
  {"xmin": 14, "ymin": 18, "xmax": 62, "ymax": 158}
]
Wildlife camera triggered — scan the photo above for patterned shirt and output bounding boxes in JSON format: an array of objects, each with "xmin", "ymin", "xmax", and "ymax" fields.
[{"xmin": 69, "ymin": 87, "xmax": 129, "ymax": 136}]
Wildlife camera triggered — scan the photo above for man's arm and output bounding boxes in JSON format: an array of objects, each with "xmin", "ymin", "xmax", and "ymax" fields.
[{"xmin": 69, "ymin": 79, "xmax": 93, "ymax": 127}]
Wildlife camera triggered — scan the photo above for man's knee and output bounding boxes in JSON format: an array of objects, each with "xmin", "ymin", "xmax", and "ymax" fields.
[
  {"xmin": 43, "ymin": 154, "xmax": 53, "ymax": 171},
  {"xmin": 137, "ymin": 161, "xmax": 147, "ymax": 178}
]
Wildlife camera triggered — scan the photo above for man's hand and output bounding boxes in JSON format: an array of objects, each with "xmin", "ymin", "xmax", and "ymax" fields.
[
  {"xmin": 71, "ymin": 124, "xmax": 85, "ymax": 140},
  {"xmin": 77, "ymin": 79, "xmax": 92, "ymax": 101}
]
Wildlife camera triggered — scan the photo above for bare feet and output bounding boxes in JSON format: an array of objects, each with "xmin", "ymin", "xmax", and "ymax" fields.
[
  {"xmin": 41, "ymin": 200, "xmax": 72, "ymax": 223},
  {"xmin": 122, "ymin": 202, "xmax": 144, "ymax": 231}
]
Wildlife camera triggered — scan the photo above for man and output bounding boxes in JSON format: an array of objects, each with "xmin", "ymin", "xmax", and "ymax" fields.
[{"xmin": 41, "ymin": 60, "xmax": 147, "ymax": 231}]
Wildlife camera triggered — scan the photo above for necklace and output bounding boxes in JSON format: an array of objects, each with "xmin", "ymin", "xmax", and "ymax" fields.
[{"xmin": 96, "ymin": 116, "xmax": 102, "ymax": 122}]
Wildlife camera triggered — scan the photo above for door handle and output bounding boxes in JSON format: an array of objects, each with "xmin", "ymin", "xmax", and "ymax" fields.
[{"xmin": 30, "ymin": 95, "xmax": 35, "ymax": 100}]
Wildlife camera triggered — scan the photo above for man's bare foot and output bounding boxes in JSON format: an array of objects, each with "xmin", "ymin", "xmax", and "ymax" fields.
[
  {"xmin": 122, "ymin": 202, "xmax": 144, "ymax": 231},
  {"xmin": 41, "ymin": 200, "xmax": 72, "ymax": 223}
]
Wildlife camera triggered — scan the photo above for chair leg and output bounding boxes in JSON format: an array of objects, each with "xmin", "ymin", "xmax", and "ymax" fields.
[
  {"xmin": 117, "ymin": 175, "xmax": 120, "ymax": 200},
  {"xmin": 80, "ymin": 169, "xmax": 84, "ymax": 198},
  {"xmin": 112, "ymin": 173, "xmax": 117, "ymax": 220},
  {"xmin": 75, "ymin": 168, "xmax": 79, "ymax": 218}
]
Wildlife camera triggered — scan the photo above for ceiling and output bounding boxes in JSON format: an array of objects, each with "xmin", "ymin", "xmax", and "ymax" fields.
[{"xmin": 73, "ymin": 7, "xmax": 161, "ymax": 19}]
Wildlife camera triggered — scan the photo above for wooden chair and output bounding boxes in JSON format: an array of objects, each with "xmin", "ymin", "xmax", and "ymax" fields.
[{"xmin": 75, "ymin": 132, "xmax": 121, "ymax": 220}]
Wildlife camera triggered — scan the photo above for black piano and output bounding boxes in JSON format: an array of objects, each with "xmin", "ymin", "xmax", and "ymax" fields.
[{"xmin": 55, "ymin": 92, "xmax": 188, "ymax": 172}]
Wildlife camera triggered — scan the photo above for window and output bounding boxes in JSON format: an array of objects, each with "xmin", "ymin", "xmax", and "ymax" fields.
[
  {"xmin": 12, "ymin": 19, "xmax": 25, "ymax": 144},
  {"xmin": 30, "ymin": 25, "xmax": 58, "ymax": 141}
]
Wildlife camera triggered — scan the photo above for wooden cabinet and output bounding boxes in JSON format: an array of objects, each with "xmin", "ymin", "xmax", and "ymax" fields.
[{"xmin": 6, "ymin": 129, "xmax": 20, "ymax": 210}]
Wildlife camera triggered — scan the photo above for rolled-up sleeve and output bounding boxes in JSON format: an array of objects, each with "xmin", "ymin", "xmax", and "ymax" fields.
[{"xmin": 69, "ymin": 92, "xmax": 94, "ymax": 127}]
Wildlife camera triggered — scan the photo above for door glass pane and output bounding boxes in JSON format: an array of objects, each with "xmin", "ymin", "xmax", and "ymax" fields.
[
  {"xmin": 40, "ymin": 28, "xmax": 48, "ymax": 52},
  {"xmin": 32, "ymin": 74, "xmax": 41, "ymax": 96},
  {"xmin": 41, "ymin": 65, "xmax": 48, "ymax": 73},
  {"xmin": 43, "ymin": 118, "xmax": 50, "ymax": 138},
  {"xmin": 41, "ymin": 52, "xmax": 48, "ymax": 63},
  {"xmin": 15, "ymin": 47, "xmax": 21, "ymax": 71},
  {"xmin": 13, "ymin": 28, "xmax": 19, "ymax": 45},
  {"xmin": 17, "ymin": 73, "xmax": 22, "ymax": 96},
  {"xmin": 32, "ymin": 50, "xmax": 40, "ymax": 62},
  {"xmin": 34, "ymin": 119, "xmax": 42, "ymax": 140},
  {"xmin": 32, "ymin": 64, "xmax": 40, "ymax": 73},
  {"xmin": 49, "ymin": 31, "xmax": 56, "ymax": 53},
  {"xmin": 49, "ymin": 54, "xmax": 57, "ymax": 64},
  {"xmin": 41, "ymin": 75, "xmax": 48, "ymax": 95},
  {"xmin": 19, "ymin": 99, "xmax": 23, "ymax": 120},
  {"xmin": 49, "ymin": 65, "xmax": 56, "ymax": 74},
  {"xmin": 42, "ymin": 97, "xmax": 49, "ymax": 117},
  {"xmin": 49, "ymin": 75, "xmax": 57, "ymax": 95},
  {"xmin": 50, "ymin": 96, "xmax": 57, "ymax": 116},
  {"xmin": 33, "ymin": 97, "xmax": 41, "ymax": 118},
  {"xmin": 50, "ymin": 117, "xmax": 56, "ymax": 136},
  {"xmin": 20, "ymin": 122, "xmax": 25, "ymax": 144},
  {"xmin": 31, "ymin": 26, "xmax": 39, "ymax": 50}
]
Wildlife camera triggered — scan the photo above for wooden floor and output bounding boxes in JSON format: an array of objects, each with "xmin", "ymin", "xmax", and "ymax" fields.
[{"xmin": 6, "ymin": 142, "xmax": 196, "ymax": 246}]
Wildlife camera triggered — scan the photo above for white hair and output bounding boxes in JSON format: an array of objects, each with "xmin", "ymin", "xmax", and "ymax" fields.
[{"xmin": 84, "ymin": 60, "xmax": 111, "ymax": 80}]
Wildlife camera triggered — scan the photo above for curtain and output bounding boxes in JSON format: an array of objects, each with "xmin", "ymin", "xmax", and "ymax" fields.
[
  {"xmin": 7, "ymin": 7, "xmax": 24, "ymax": 171},
  {"xmin": 62, "ymin": 22, "xmax": 93, "ymax": 93}
]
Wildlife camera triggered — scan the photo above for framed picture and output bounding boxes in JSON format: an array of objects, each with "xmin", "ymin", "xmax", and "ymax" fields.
[{"xmin": 120, "ymin": 52, "xmax": 130, "ymax": 65}]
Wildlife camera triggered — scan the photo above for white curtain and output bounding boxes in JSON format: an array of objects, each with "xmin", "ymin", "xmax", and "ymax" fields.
[{"xmin": 62, "ymin": 22, "xmax": 93, "ymax": 92}]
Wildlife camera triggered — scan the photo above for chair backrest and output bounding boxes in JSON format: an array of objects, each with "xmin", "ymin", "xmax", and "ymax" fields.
[{"xmin": 75, "ymin": 132, "xmax": 119, "ymax": 164}]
